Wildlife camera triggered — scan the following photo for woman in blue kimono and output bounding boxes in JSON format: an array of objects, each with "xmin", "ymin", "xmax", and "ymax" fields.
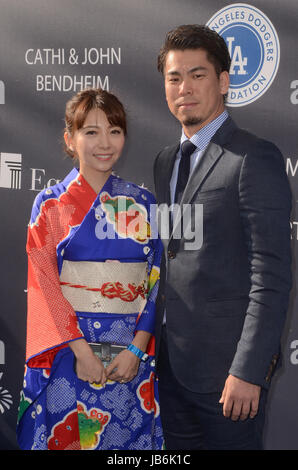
[{"xmin": 17, "ymin": 88, "xmax": 164, "ymax": 450}]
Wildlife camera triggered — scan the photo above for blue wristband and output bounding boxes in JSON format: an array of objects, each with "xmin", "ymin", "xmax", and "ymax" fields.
[{"xmin": 127, "ymin": 344, "xmax": 148, "ymax": 361}]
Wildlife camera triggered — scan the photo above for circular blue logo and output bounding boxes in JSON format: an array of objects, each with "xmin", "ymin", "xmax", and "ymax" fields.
[{"xmin": 206, "ymin": 4, "xmax": 280, "ymax": 107}]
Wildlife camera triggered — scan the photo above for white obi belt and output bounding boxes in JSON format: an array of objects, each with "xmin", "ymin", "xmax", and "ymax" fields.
[{"xmin": 60, "ymin": 260, "xmax": 148, "ymax": 314}]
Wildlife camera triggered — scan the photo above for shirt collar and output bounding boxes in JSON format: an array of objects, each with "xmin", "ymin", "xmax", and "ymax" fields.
[{"xmin": 181, "ymin": 110, "xmax": 229, "ymax": 151}]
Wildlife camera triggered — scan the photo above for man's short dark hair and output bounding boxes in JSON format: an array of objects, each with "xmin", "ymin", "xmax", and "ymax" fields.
[{"xmin": 157, "ymin": 24, "xmax": 231, "ymax": 77}]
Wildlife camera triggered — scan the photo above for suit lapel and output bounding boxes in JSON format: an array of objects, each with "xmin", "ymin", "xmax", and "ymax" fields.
[
  {"xmin": 158, "ymin": 144, "xmax": 179, "ymax": 205},
  {"xmin": 180, "ymin": 116, "xmax": 237, "ymax": 207},
  {"xmin": 170, "ymin": 117, "xmax": 237, "ymax": 239},
  {"xmin": 170, "ymin": 143, "xmax": 223, "ymax": 239},
  {"xmin": 180, "ymin": 142, "xmax": 223, "ymax": 206}
]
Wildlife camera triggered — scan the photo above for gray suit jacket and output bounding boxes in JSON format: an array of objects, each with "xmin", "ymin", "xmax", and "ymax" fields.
[{"xmin": 154, "ymin": 117, "xmax": 292, "ymax": 393}]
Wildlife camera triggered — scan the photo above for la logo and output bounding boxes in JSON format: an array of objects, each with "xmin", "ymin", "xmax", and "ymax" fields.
[{"xmin": 226, "ymin": 37, "xmax": 248, "ymax": 76}]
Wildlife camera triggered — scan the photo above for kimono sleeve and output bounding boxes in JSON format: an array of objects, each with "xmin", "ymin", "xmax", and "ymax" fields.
[
  {"xmin": 26, "ymin": 195, "xmax": 83, "ymax": 369},
  {"xmin": 135, "ymin": 193, "xmax": 163, "ymax": 335}
]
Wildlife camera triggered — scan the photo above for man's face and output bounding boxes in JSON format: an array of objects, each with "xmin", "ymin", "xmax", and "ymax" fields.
[{"xmin": 164, "ymin": 48, "xmax": 230, "ymax": 137}]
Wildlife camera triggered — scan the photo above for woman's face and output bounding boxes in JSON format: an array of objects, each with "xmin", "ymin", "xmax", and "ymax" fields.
[{"xmin": 65, "ymin": 107, "xmax": 125, "ymax": 184}]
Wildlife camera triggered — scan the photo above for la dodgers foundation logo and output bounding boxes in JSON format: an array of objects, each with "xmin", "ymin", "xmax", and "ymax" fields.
[{"xmin": 206, "ymin": 4, "xmax": 280, "ymax": 107}]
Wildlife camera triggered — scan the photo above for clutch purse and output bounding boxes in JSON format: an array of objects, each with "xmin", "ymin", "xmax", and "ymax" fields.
[{"xmin": 88, "ymin": 342, "xmax": 126, "ymax": 368}]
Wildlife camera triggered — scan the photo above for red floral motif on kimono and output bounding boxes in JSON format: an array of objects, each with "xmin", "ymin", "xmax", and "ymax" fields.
[
  {"xmin": 100, "ymin": 192, "xmax": 151, "ymax": 244},
  {"xmin": 47, "ymin": 409, "xmax": 81, "ymax": 450},
  {"xmin": 137, "ymin": 371, "xmax": 160, "ymax": 417}
]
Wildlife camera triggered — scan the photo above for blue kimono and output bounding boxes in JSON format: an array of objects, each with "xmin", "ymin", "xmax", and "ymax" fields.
[{"xmin": 17, "ymin": 168, "xmax": 164, "ymax": 450}]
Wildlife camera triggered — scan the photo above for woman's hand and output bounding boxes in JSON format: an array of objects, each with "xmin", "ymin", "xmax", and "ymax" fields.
[
  {"xmin": 105, "ymin": 330, "xmax": 152, "ymax": 383},
  {"xmin": 75, "ymin": 352, "xmax": 107, "ymax": 385},
  {"xmin": 105, "ymin": 349, "xmax": 141, "ymax": 383},
  {"xmin": 69, "ymin": 338, "xmax": 107, "ymax": 385}
]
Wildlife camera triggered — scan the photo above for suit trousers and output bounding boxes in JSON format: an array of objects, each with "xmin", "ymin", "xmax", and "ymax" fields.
[{"xmin": 157, "ymin": 326, "xmax": 267, "ymax": 450}]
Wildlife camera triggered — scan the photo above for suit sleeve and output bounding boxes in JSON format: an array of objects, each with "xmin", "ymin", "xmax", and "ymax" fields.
[{"xmin": 229, "ymin": 140, "xmax": 292, "ymax": 388}]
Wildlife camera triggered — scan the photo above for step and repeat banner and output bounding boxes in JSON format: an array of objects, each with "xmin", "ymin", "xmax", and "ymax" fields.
[{"xmin": 0, "ymin": 0, "xmax": 297, "ymax": 450}]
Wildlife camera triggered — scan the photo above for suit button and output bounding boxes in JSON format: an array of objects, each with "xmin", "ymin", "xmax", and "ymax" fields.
[{"xmin": 168, "ymin": 250, "xmax": 176, "ymax": 259}]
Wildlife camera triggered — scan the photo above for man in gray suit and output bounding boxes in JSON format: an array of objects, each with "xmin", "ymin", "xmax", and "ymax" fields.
[{"xmin": 154, "ymin": 25, "xmax": 292, "ymax": 450}]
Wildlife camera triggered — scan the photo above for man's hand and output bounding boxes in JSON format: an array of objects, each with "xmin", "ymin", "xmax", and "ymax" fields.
[{"xmin": 219, "ymin": 374, "xmax": 261, "ymax": 421}]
